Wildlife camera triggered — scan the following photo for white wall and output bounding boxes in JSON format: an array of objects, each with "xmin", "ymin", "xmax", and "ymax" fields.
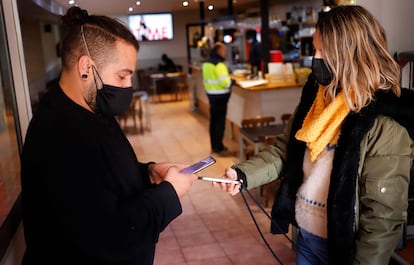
[
  {"xmin": 20, "ymin": 19, "xmax": 46, "ymax": 104},
  {"xmin": 40, "ymin": 23, "xmax": 61, "ymax": 81},
  {"xmin": 358, "ymin": 0, "xmax": 414, "ymax": 55}
]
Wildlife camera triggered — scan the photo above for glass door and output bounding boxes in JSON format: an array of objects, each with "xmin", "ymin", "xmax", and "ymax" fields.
[{"xmin": 0, "ymin": 1, "xmax": 23, "ymax": 257}]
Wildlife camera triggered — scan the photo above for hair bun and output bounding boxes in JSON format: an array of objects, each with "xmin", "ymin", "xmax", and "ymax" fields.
[{"xmin": 61, "ymin": 6, "xmax": 89, "ymax": 27}]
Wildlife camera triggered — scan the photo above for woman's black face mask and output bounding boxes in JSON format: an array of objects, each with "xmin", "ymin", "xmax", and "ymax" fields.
[
  {"xmin": 92, "ymin": 66, "xmax": 133, "ymax": 116},
  {"xmin": 312, "ymin": 58, "xmax": 333, "ymax": 86}
]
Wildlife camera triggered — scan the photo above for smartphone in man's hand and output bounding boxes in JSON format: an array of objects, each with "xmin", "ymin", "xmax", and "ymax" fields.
[{"xmin": 180, "ymin": 156, "xmax": 216, "ymax": 174}]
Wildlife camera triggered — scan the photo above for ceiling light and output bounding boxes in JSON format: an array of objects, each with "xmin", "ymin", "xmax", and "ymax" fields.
[
  {"xmin": 128, "ymin": 7, "xmax": 133, "ymax": 12},
  {"xmin": 136, "ymin": 1, "xmax": 141, "ymax": 5},
  {"xmin": 208, "ymin": 4, "xmax": 214, "ymax": 11},
  {"xmin": 323, "ymin": 6, "xmax": 331, "ymax": 12},
  {"xmin": 183, "ymin": 1, "xmax": 189, "ymax": 7},
  {"xmin": 68, "ymin": 0, "xmax": 75, "ymax": 5}
]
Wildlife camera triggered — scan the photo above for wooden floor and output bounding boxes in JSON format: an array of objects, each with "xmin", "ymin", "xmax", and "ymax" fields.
[
  {"xmin": 123, "ymin": 97, "xmax": 414, "ymax": 265},
  {"xmin": 123, "ymin": 98, "xmax": 296, "ymax": 265},
  {"xmin": 393, "ymin": 237, "xmax": 414, "ymax": 264}
]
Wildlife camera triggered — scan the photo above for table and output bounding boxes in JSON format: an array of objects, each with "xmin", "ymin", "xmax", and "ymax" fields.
[
  {"xmin": 149, "ymin": 72, "xmax": 185, "ymax": 102},
  {"xmin": 239, "ymin": 124, "xmax": 285, "ymax": 161}
]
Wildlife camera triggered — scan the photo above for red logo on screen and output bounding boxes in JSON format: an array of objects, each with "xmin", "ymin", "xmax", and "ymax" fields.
[{"xmin": 135, "ymin": 27, "xmax": 169, "ymax": 41}]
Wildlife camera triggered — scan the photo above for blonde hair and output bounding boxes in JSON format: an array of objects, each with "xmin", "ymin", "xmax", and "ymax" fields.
[{"xmin": 317, "ymin": 5, "xmax": 400, "ymax": 111}]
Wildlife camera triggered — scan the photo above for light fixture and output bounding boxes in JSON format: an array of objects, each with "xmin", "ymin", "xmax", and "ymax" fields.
[
  {"xmin": 182, "ymin": 1, "xmax": 189, "ymax": 7},
  {"xmin": 208, "ymin": 4, "xmax": 214, "ymax": 11},
  {"xmin": 322, "ymin": 6, "xmax": 331, "ymax": 12},
  {"xmin": 136, "ymin": 1, "xmax": 141, "ymax": 5},
  {"xmin": 128, "ymin": 7, "xmax": 133, "ymax": 12},
  {"xmin": 223, "ymin": 35, "xmax": 232, "ymax": 44},
  {"xmin": 68, "ymin": 0, "xmax": 75, "ymax": 5}
]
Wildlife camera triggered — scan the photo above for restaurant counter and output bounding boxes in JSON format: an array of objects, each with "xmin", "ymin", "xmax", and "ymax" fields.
[{"xmin": 190, "ymin": 66, "xmax": 303, "ymax": 139}]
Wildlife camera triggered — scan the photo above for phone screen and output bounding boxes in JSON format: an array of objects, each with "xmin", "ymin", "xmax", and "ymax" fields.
[{"xmin": 180, "ymin": 156, "xmax": 216, "ymax": 174}]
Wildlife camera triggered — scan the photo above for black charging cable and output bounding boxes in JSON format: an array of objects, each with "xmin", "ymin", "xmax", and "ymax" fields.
[
  {"xmin": 239, "ymin": 189, "xmax": 285, "ymax": 265},
  {"xmin": 239, "ymin": 186, "xmax": 313, "ymax": 265}
]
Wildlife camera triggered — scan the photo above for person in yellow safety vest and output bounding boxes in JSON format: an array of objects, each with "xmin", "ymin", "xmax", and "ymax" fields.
[{"xmin": 202, "ymin": 42, "xmax": 233, "ymax": 155}]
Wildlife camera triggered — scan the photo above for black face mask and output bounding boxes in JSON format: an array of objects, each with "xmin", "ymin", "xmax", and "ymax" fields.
[
  {"xmin": 312, "ymin": 58, "xmax": 333, "ymax": 86},
  {"xmin": 92, "ymin": 66, "xmax": 133, "ymax": 116}
]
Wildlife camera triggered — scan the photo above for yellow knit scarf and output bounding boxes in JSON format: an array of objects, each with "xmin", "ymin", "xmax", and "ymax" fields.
[{"xmin": 295, "ymin": 86, "xmax": 350, "ymax": 162}]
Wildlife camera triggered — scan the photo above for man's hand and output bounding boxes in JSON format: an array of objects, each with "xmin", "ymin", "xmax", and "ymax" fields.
[
  {"xmin": 149, "ymin": 163, "xmax": 177, "ymax": 184},
  {"xmin": 149, "ymin": 163, "xmax": 197, "ymax": 198}
]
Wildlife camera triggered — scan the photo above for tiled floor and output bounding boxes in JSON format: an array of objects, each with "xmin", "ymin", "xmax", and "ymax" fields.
[{"xmin": 124, "ymin": 98, "xmax": 296, "ymax": 265}]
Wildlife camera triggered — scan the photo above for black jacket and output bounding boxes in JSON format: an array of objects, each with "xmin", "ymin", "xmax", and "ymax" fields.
[{"xmin": 21, "ymin": 85, "xmax": 182, "ymax": 265}]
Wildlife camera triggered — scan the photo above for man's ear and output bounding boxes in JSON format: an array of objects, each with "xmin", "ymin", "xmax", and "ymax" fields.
[{"xmin": 78, "ymin": 55, "xmax": 92, "ymax": 80}]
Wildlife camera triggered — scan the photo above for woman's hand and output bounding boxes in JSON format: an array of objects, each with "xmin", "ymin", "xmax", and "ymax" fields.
[{"xmin": 212, "ymin": 167, "xmax": 241, "ymax": 196}]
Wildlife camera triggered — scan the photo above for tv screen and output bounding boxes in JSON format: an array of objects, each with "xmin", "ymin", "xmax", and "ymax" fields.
[{"xmin": 128, "ymin": 13, "xmax": 173, "ymax": 41}]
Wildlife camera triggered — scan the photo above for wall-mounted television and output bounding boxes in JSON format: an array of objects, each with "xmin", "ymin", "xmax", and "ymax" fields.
[{"xmin": 128, "ymin": 13, "xmax": 173, "ymax": 41}]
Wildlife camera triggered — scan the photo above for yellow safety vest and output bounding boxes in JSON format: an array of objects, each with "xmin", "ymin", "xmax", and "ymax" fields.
[{"xmin": 202, "ymin": 62, "xmax": 231, "ymax": 94}]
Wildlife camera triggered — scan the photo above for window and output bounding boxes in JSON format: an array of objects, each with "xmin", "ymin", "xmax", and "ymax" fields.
[{"xmin": 0, "ymin": 3, "xmax": 23, "ymax": 259}]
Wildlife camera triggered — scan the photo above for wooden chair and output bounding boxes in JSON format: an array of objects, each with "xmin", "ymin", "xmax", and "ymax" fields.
[
  {"xmin": 241, "ymin": 115, "xmax": 277, "ymax": 207},
  {"xmin": 118, "ymin": 93, "xmax": 143, "ymax": 134},
  {"xmin": 166, "ymin": 72, "xmax": 188, "ymax": 101},
  {"xmin": 173, "ymin": 72, "xmax": 189, "ymax": 100},
  {"xmin": 136, "ymin": 70, "xmax": 154, "ymax": 97},
  {"xmin": 241, "ymin": 116, "xmax": 275, "ymax": 129},
  {"xmin": 254, "ymin": 114, "xmax": 291, "ymax": 148},
  {"xmin": 257, "ymin": 134, "xmax": 277, "ymax": 146},
  {"xmin": 261, "ymin": 179, "xmax": 282, "ymax": 207},
  {"xmin": 241, "ymin": 116, "xmax": 276, "ymax": 159},
  {"xmin": 281, "ymin": 113, "xmax": 292, "ymax": 125}
]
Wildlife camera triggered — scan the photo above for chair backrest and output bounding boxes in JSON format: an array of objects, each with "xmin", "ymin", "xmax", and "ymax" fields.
[
  {"xmin": 119, "ymin": 93, "xmax": 141, "ymax": 117},
  {"xmin": 136, "ymin": 70, "xmax": 152, "ymax": 91},
  {"xmin": 175, "ymin": 65, "xmax": 183, "ymax": 72},
  {"xmin": 397, "ymin": 51, "xmax": 414, "ymax": 89},
  {"xmin": 281, "ymin": 113, "xmax": 292, "ymax": 125},
  {"xmin": 241, "ymin": 116, "xmax": 275, "ymax": 128},
  {"xmin": 176, "ymin": 72, "xmax": 188, "ymax": 88}
]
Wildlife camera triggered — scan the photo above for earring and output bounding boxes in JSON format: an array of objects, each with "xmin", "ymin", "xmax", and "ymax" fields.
[{"xmin": 81, "ymin": 74, "xmax": 88, "ymax": 79}]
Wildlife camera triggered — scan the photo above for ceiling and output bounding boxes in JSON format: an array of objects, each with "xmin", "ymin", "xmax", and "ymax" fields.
[{"xmin": 52, "ymin": 0, "xmax": 262, "ymax": 16}]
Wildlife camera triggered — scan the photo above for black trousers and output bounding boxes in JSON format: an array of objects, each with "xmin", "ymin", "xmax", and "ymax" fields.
[{"xmin": 207, "ymin": 93, "xmax": 231, "ymax": 152}]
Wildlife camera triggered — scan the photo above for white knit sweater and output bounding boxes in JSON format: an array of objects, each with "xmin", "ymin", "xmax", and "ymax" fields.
[{"xmin": 295, "ymin": 146, "xmax": 336, "ymax": 238}]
